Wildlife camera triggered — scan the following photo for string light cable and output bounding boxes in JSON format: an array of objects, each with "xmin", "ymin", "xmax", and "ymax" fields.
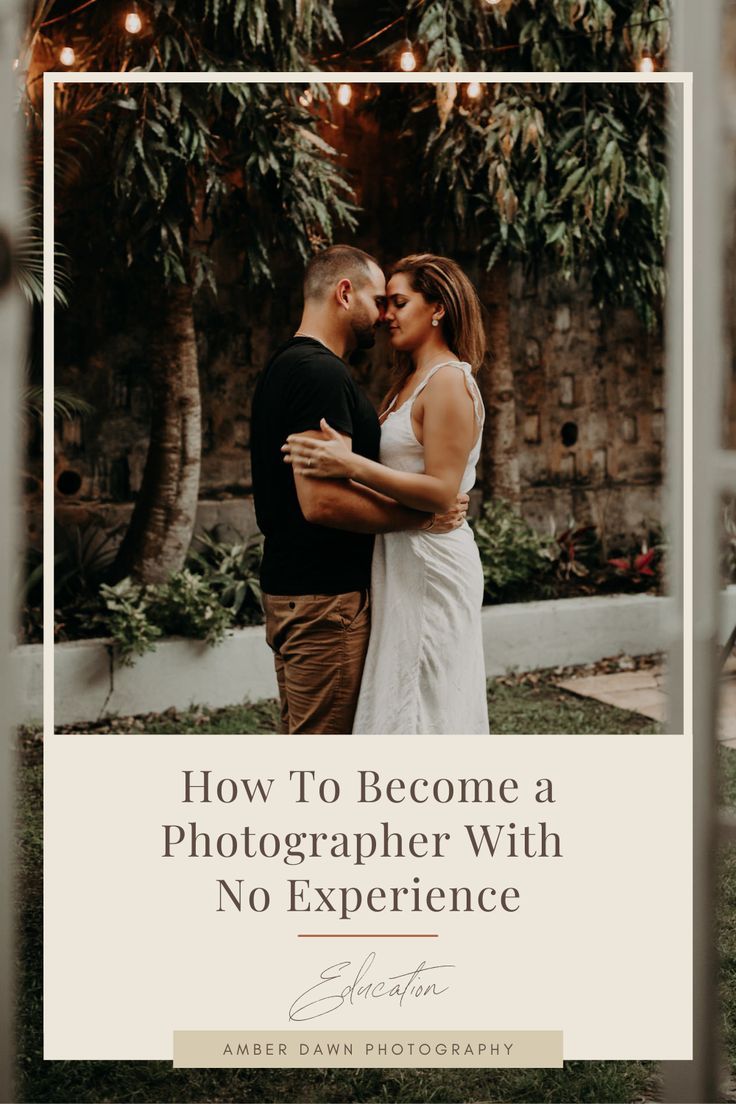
[
  {"xmin": 34, "ymin": 1, "xmax": 670, "ymax": 76},
  {"xmin": 39, "ymin": 0, "xmax": 100, "ymax": 28},
  {"xmin": 320, "ymin": 4, "xmax": 423, "ymax": 63},
  {"xmin": 319, "ymin": 9, "xmax": 671, "ymax": 68}
]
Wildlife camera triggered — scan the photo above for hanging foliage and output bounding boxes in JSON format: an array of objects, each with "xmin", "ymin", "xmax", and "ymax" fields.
[
  {"xmin": 405, "ymin": 0, "xmax": 670, "ymax": 72},
  {"xmin": 412, "ymin": 79, "xmax": 669, "ymax": 327},
  {"xmin": 387, "ymin": 0, "xmax": 672, "ymax": 328},
  {"xmin": 24, "ymin": 0, "xmax": 356, "ymax": 291}
]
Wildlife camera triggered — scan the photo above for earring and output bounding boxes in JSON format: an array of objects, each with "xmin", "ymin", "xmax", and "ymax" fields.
[{"xmin": 431, "ymin": 318, "xmax": 439, "ymax": 327}]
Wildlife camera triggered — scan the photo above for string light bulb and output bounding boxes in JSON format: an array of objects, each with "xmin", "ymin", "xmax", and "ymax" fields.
[
  {"xmin": 337, "ymin": 83, "xmax": 352, "ymax": 107},
  {"xmin": 466, "ymin": 81, "xmax": 482, "ymax": 99},
  {"xmin": 298, "ymin": 88, "xmax": 313, "ymax": 108},
  {"xmin": 638, "ymin": 49, "xmax": 655, "ymax": 73},
  {"xmin": 399, "ymin": 39, "xmax": 417, "ymax": 72},
  {"xmin": 59, "ymin": 46, "xmax": 75, "ymax": 66},
  {"xmin": 125, "ymin": 6, "xmax": 143, "ymax": 34}
]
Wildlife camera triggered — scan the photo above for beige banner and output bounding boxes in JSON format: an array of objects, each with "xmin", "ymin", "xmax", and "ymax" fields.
[
  {"xmin": 173, "ymin": 1030, "xmax": 563, "ymax": 1068},
  {"xmin": 45, "ymin": 735, "xmax": 691, "ymax": 1061}
]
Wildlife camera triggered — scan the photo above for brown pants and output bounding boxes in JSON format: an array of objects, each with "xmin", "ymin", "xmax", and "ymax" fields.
[{"xmin": 262, "ymin": 590, "xmax": 371, "ymax": 734}]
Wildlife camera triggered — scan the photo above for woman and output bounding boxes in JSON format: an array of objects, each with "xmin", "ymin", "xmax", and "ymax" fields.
[{"xmin": 284, "ymin": 253, "xmax": 489, "ymax": 735}]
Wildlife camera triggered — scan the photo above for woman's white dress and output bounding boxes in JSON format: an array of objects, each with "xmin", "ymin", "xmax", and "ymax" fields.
[{"xmin": 353, "ymin": 360, "xmax": 489, "ymax": 735}]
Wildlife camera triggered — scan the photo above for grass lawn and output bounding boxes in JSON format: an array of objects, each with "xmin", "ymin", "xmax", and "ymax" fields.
[
  {"xmin": 15, "ymin": 675, "xmax": 673, "ymax": 1102},
  {"xmin": 58, "ymin": 669, "xmax": 660, "ymax": 736}
]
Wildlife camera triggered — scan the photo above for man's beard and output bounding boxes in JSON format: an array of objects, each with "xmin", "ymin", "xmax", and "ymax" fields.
[{"xmin": 350, "ymin": 308, "xmax": 377, "ymax": 350}]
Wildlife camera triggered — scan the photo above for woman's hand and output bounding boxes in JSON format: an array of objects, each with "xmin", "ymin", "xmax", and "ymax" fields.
[
  {"xmin": 424, "ymin": 492, "xmax": 469, "ymax": 533},
  {"xmin": 282, "ymin": 419, "xmax": 356, "ymax": 479}
]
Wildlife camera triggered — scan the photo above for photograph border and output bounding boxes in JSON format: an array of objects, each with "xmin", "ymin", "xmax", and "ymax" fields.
[{"xmin": 42, "ymin": 68, "xmax": 694, "ymax": 744}]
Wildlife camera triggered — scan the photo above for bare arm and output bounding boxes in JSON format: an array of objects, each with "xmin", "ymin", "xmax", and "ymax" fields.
[
  {"xmin": 285, "ymin": 367, "xmax": 477, "ymax": 512},
  {"xmin": 295, "ymin": 465, "xmax": 430, "ymax": 534},
  {"xmin": 293, "ymin": 429, "xmax": 468, "ymax": 534}
]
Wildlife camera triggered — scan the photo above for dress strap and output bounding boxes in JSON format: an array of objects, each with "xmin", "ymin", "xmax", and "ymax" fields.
[{"xmin": 411, "ymin": 360, "xmax": 485, "ymax": 428}]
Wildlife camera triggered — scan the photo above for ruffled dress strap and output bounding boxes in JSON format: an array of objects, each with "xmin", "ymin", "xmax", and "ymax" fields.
[{"xmin": 411, "ymin": 360, "xmax": 485, "ymax": 429}]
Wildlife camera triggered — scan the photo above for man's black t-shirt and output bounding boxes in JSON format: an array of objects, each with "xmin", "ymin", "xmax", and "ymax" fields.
[{"xmin": 250, "ymin": 337, "xmax": 381, "ymax": 595}]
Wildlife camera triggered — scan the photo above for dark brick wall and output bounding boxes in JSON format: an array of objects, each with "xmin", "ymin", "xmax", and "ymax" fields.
[{"xmin": 508, "ymin": 266, "xmax": 664, "ymax": 543}]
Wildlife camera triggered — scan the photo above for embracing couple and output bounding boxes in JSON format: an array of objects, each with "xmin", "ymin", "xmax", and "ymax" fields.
[{"xmin": 250, "ymin": 245, "xmax": 489, "ymax": 736}]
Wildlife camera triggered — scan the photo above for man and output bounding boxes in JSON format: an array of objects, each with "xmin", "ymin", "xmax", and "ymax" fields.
[{"xmin": 250, "ymin": 245, "xmax": 466, "ymax": 734}]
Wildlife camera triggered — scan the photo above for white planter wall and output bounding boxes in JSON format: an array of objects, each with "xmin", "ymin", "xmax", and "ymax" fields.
[
  {"xmin": 482, "ymin": 592, "xmax": 671, "ymax": 677},
  {"xmin": 26, "ymin": 624, "xmax": 279, "ymax": 727},
  {"xmin": 15, "ymin": 589, "xmax": 727, "ymax": 726}
]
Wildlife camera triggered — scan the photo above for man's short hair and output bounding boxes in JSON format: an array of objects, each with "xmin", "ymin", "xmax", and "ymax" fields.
[{"xmin": 303, "ymin": 245, "xmax": 379, "ymax": 301}]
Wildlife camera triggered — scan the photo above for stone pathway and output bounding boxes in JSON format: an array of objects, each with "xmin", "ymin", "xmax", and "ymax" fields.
[{"xmin": 555, "ymin": 655, "xmax": 736, "ymax": 740}]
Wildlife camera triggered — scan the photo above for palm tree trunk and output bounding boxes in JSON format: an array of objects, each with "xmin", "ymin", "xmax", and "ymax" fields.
[
  {"xmin": 478, "ymin": 260, "xmax": 521, "ymax": 505},
  {"xmin": 112, "ymin": 281, "xmax": 201, "ymax": 584}
]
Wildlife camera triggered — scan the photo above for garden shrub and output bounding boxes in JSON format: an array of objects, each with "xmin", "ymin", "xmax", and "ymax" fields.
[
  {"xmin": 24, "ymin": 511, "xmax": 671, "ymax": 655},
  {"xmin": 186, "ymin": 530, "xmax": 264, "ymax": 626},
  {"xmin": 100, "ymin": 569, "xmax": 233, "ymax": 666},
  {"xmin": 472, "ymin": 502, "xmax": 666, "ymax": 603},
  {"xmin": 96, "ymin": 532, "xmax": 266, "ymax": 665},
  {"xmin": 148, "ymin": 569, "xmax": 233, "ymax": 644},
  {"xmin": 98, "ymin": 577, "xmax": 162, "ymax": 665},
  {"xmin": 544, "ymin": 519, "xmax": 601, "ymax": 582},
  {"xmin": 471, "ymin": 499, "xmax": 554, "ymax": 603}
]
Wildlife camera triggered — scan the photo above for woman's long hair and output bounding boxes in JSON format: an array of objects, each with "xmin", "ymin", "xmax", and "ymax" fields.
[{"xmin": 380, "ymin": 253, "xmax": 486, "ymax": 415}]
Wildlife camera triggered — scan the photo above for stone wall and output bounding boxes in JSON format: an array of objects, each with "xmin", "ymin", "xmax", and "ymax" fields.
[
  {"xmin": 506, "ymin": 265, "xmax": 664, "ymax": 545},
  {"xmin": 40, "ymin": 263, "xmax": 664, "ymax": 554}
]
